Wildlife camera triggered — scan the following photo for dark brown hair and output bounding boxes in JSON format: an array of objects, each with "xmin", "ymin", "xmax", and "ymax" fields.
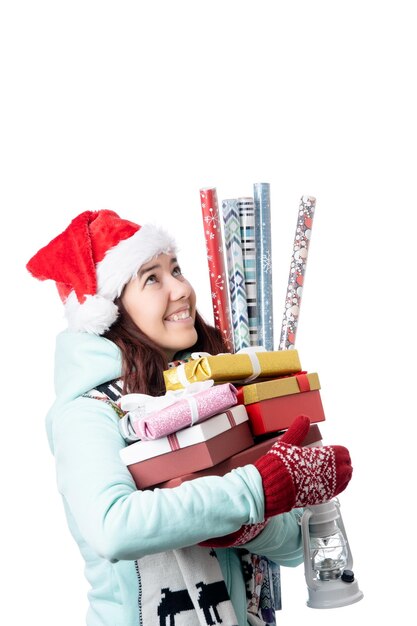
[{"xmin": 103, "ymin": 297, "xmax": 230, "ymax": 395}]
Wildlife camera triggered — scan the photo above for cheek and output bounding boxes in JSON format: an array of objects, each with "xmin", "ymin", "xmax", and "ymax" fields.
[
  {"xmin": 136, "ymin": 301, "xmax": 165, "ymax": 332},
  {"xmin": 121, "ymin": 288, "xmax": 160, "ymax": 331}
]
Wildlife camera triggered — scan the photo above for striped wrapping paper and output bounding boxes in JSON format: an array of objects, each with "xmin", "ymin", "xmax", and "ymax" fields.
[
  {"xmin": 200, "ymin": 187, "xmax": 234, "ymax": 350},
  {"xmin": 237, "ymin": 197, "xmax": 259, "ymax": 347},
  {"xmin": 254, "ymin": 182, "xmax": 274, "ymax": 351},
  {"xmin": 221, "ymin": 198, "xmax": 250, "ymax": 351}
]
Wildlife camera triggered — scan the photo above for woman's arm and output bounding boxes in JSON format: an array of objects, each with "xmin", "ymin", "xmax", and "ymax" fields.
[
  {"xmin": 52, "ymin": 397, "xmax": 266, "ymax": 562},
  {"xmin": 243, "ymin": 510, "xmax": 304, "ymax": 567}
]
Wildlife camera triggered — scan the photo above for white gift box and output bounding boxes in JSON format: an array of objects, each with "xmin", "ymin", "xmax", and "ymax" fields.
[{"xmin": 120, "ymin": 404, "xmax": 253, "ymax": 489}]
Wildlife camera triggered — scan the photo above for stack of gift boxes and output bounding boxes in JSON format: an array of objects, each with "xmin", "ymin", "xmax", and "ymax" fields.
[
  {"xmin": 119, "ymin": 184, "xmax": 322, "ymax": 490},
  {"xmin": 119, "ymin": 349, "xmax": 325, "ymax": 489}
]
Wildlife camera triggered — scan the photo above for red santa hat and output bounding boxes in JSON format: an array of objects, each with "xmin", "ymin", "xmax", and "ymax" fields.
[{"xmin": 26, "ymin": 210, "xmax": 177, "ymax": 335}]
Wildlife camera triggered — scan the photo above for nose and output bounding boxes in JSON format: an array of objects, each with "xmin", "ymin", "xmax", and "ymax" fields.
[{"xmin": 167, "ymin": 273, "xmax": 192, "ymax": 301}]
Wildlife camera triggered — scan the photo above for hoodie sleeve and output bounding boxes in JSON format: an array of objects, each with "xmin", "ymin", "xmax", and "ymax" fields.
[
  {"xmin": 52, "ymin": 396, "xmax": 266, "ymax": 562},
  {"xmin": 242, "ymin": 510, "xmax": 304, "ymax": 567}
]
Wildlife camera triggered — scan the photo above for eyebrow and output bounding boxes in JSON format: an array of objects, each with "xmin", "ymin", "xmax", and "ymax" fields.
[{"xmin": 138, "ymin": 257, "xmax": 178, "ymax": 279}]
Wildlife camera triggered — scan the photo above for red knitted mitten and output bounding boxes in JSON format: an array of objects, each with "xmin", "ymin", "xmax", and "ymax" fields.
[{"xmin": 254, "ymin": 415, "xmax": 353, "ymax": 517}]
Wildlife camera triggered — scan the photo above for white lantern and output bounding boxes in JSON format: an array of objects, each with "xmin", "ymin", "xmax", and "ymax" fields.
[{"xmin": 300, "ymin": 499, "xmax": 364, "ymax": 608}]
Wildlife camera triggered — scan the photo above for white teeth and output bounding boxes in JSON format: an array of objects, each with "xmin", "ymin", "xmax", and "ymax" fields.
[{"xmin": 167, "ymin": 310, "xmax": 189, "ymax": 322}]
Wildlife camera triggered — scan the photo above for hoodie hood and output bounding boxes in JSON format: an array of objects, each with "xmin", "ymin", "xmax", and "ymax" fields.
[{"xmin": 46, "ymin": 331, "xmax": 122, "ymax": 449}]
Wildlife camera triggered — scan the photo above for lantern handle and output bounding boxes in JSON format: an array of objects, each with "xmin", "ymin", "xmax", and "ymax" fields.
[
  {"xmin": 300, "ymin": 507, "xmax": 320, "ymax": 591},
  {"xmin": 333, "ymin": 499, "xmax": 354, "ymax": 571}
]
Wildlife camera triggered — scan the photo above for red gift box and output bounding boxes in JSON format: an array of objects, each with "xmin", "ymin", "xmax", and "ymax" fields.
[
  {"xmin": 120, "ymin": 405, "xmax": 253, "ymax": 489},
  {"xmin": 155, "ymin": 423, "xmax": 323, "ymax": 488},
  {"xmin": 236, "ymin": 372, "xmax": 325, "ymax": 436}
]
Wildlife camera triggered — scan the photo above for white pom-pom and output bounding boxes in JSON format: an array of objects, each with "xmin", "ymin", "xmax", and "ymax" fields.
[{"xmin": 64, "ymin": 292, "xmax": 119, "ymax": 335}]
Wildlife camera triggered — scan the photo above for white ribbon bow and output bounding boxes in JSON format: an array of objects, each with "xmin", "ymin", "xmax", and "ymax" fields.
[{"xmin": 119, "ymin": 379, "xmax": 214, "ymax": 426}]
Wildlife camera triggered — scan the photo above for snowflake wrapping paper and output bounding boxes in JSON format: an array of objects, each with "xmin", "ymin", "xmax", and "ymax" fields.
[
  {"xmin": 254, "ymin": 182, "xmax": 274, "ymax": 351},
  {"xmin": 279, "ymin": 196, "xmax": 316, "ymax": 350},
  {"xmin": 200, "ymin": 187, "xmax": 233, "ymax": 350},
  {"xmin": 221, "ymin": 198, "xmax": 250, "ymax": 351}
]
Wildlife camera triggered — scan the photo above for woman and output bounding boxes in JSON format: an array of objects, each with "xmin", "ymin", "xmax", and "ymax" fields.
[{"xmin": 26, "ymin": 209, "xmax": 352, "ymax": 626}]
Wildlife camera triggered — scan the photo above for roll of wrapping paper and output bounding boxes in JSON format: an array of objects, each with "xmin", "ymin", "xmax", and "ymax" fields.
[
  {"xmin": 279, "ymin": 195, "xmax": 316, "ymax": 350},
  {"xmin": 200, "ymin": 188, "xmax": 233, "ymax": 350},
  {"xmin": 221, "ymin": 199, "xmax": 250, "ymax": 351},
  {"xmin": 237, "ymin": 197, "xmax": 259, "ymax": 346},
  {"xmin": 253, "ymin": 182, "xmax": 274, "ymax": 351}
]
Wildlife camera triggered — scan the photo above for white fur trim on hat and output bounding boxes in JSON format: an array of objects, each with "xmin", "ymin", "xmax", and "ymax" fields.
[
  {"xmin": 96, "ymin": 223, "xmax": 177, "ymax": 300},
  {"xmin": 64, "ymin": 223, "xmax": 177, "ymax": 334},
  {"xmin": 65, "ymin": 292, "xmax": 120, "ymax": 335}
]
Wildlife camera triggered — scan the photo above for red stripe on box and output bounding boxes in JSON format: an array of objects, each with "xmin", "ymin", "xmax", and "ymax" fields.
[
  {"xmin": 225, "ymin": 409, "xmax": 236, "ymax": 427},
  {"xmin": 296, "ymin": 373, "xmax": 311, "ymax": 392},
  {"xmin": 168, "ymin": 433, "xmax": 180, "ymax": 451}
]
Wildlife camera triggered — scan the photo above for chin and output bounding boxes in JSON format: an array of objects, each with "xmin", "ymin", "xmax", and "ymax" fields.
[{"xmin": 176, "ymin": 329, "xmax": 198, "ymax": 353}]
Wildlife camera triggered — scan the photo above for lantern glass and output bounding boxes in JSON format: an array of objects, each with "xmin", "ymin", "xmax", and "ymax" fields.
[{"xmin": 310, "ymin": 525, "xmax": 348, "ymax": 580}]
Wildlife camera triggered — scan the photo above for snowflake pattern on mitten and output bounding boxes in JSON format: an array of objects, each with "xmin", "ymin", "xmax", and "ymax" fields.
[{"xmin": 268, "ymin": 443, "xmax": 337, "ymax": 507}]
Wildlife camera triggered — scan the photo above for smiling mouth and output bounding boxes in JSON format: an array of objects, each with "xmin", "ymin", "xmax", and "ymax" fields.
[{"xmin": 165, "ymin": 308, "xmax": 192, "ymax": 322}]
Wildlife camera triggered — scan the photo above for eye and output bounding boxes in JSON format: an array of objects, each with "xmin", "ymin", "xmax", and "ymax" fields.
[
  {"xmin": 144, "ymin": 274, "xmax": 157, "ymax": 285},
  {"xmin": 172, "ymin": 266, "xmax": 183, "ymax": 277}
]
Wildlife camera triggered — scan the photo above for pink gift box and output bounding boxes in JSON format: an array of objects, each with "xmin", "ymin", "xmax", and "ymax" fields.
[
  {"xmin": 131, "ymin": 383, "xmax": 238, "ymax": 440},
  {"xmin": 120, "ymin": 405, "xmax": 253, "ymax": 489}
]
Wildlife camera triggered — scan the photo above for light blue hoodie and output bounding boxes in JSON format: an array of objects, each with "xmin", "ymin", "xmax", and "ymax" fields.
[{"xmin": 46, "ymin": 331, "xmax": 304, "ymax": 625}]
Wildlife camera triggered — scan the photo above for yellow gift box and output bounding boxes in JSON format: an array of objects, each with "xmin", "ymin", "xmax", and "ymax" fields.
[
  {"xmin": 163, "ymin": 350, "xmax": 302, "ymax": 391},
  {"xmin": 238, "ymin": 372, "xmax": 321, "ymax": 404}
]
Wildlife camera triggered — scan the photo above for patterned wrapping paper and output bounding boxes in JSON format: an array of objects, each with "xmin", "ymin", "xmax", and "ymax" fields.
[
  {"xmin": 221, "ymin": 198, "xmax": 250, "ymax": 351},
  {"xmin": 126, "ymin": 383, "xmax": 238, "ymax": 440},
  {"xmin": 237, "ymin": 197, "xmax": 259, "ymax": 346},
  {"xmin": 163, "ymin": 349, "xmax": 302, "ymax": 390},
  {"xmin": 200, "ymin": 188, "xmax": 234, "ymax": 351},
  {"xmin": 254, "ymin": 182, "xmax": 274, "ymax": 351},
  {"xmin": 279, "ymin": 195, "xmax": 316, "ymax": 350}
]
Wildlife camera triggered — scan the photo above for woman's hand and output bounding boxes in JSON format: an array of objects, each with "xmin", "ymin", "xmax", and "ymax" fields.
[{"xmin": 254, "ymin": 415, "xmax": 352, "ymax": 518}]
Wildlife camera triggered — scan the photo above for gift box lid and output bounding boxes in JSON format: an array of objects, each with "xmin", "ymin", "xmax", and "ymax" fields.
[
  {"xmin": 120, "ymin": 404, "xmax": 248, "ymax": 465},
  {"xmin": 163, "ymin": 349, "xmax": 302, "ymax": 390},
  {"xmin": 237, "ymin": 372, "xmax": 320, "ymax": 405}
]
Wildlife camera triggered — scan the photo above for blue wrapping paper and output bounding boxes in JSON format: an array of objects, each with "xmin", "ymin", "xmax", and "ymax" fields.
[{"xmin": 254, "ymin": 182, "xmax": 274, "ymax": 351}]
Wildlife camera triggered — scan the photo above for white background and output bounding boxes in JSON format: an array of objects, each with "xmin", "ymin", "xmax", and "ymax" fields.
[{"xmin": 1, "ymin": 1, "xmax": 415, "ymax": 624}]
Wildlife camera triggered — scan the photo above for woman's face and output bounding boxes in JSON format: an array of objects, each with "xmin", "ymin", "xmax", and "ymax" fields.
[{"xmin": 121, "ymin": 253, "xmax": 198, "ymax": 360}]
